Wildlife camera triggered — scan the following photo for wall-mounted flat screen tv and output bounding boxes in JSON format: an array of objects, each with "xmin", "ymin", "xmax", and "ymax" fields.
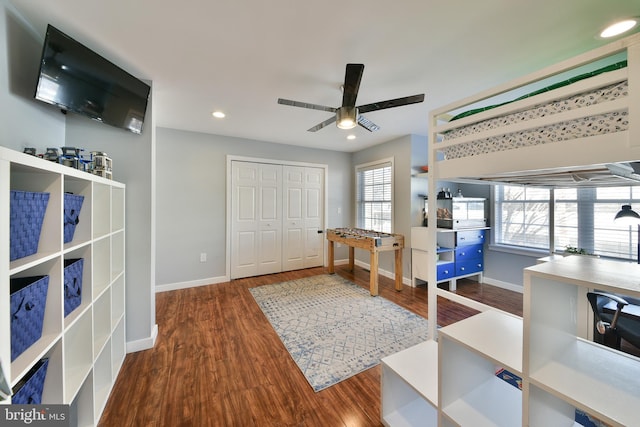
[{"xmin": 34, "ymin": 24, "xmax": 150, "ymax": 134}]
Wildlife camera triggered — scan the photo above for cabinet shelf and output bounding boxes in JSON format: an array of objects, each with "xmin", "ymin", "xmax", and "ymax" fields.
[
  {"xmin": 441, "ymin": 375, "xmax": 521, "ymax": 427},
  {"xmin": 381, "ymin": 340, "xmax": 438, "ymax": 426},
  {"xmin": 528, "ymin": 336, "xmax": 640, "ymax": 426}
]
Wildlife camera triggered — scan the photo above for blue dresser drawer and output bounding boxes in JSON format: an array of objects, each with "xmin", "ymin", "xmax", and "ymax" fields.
[
  {"xmin": 455, "ymin": 244, "xmax": 484, "ymax": 261},
  {"xmin": 456, "ymin": 229, "xmax": 485, "ymax": 246},
  {"xmin": 437, "ymin": 262, "xmax": 455, "ymax": 281},
  {"xmin": 456, "ymin": 260, "xmax": 483, "ymax": 276}
]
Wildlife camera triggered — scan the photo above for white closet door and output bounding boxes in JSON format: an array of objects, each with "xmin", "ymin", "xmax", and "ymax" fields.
[
  {"xmin": 231, "ymin": 161, "xmax": 282, "ymax": 279},
  {"xmin": 257, "ymin": 164, "xmax": 282, "ymax": 275},
  {"xmin": 282, "ymin": 166, "xmax": 324, "ymax": 270},
  {"xmin": 231, "ymin": 161, "xmax": 323, "ymax": 279},
  {"xmin": 282, "ymin": 166, "xmax": 305, "ymax": 271},
  {"xmin": 302, "ymin": 166, "xmax": 324, "ymax": 268}
]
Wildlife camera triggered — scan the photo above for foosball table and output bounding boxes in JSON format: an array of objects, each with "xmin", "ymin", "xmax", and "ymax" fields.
[{"xmin": 326, "ymin": 228, "xmax": 404, "ymax": 296}]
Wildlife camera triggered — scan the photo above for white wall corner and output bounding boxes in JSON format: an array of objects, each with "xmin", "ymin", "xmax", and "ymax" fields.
[{"xmin": 126, "ymin": 324, "xmax": 158, "ymax": 353}]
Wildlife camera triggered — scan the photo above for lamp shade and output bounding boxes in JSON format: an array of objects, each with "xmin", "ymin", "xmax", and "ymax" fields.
[
  {"xmin": 614, "ymin": 204, "xmax": 640, "ymax": 224},
  {"xmin": 336, "ymin": 106, "xmax": 358, "ymax": 129}
]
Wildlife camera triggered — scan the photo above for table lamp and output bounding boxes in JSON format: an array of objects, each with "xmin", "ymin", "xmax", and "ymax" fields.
[{"xmin": 614, "ymin": 204, "xmax": 640, "ymax": 264}]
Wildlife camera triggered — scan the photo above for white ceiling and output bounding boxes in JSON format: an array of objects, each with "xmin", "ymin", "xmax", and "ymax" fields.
[{"xmin": 9, "ymin": 0, "xmax": 640, "ymax": 152}]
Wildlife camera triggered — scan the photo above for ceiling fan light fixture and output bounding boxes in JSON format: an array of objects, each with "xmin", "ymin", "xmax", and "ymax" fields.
[
  {"xmin": 336, "ymin": 106, "xmax": 358, "ymax": 129},
  {"xmin": 600, "ymin": 18, "xmax": 638, "ymax": 38}
]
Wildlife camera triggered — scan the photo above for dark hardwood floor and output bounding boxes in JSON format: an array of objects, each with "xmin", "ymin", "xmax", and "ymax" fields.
[{"xmin": 98, "ymin": 265, "xmax": 523, "ymax": 427}]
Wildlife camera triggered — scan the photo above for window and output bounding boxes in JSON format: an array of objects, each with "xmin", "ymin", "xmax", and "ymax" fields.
[
  {"xmin": 355, "ymin": 158, "xmax": 393, "ymax": 233},
  {"xmin": 555, "ymin": 187, "xmax": 640, "ymax": 259},
  {"xmin": 495, "ymin": 184, "xmax": 640, "ymax": 261},
  {"xmin": 494, "ymin": 186, "xmax": 550, "ymax": 249}
]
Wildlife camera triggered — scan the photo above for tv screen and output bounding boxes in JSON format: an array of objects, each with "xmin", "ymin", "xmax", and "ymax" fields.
[{"xmin": 34, "ymin": 24, "xmax": 150, "ymax": 134}]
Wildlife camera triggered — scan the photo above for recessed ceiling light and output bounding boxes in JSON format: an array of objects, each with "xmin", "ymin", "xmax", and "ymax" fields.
[
  {"xmin": 600, "ymin": 18, "xmax": 638, "ymax": 38},
  {"xmin": 347, "ymin": 134, "xmax": 356, "ymax": 140},
  {"xmin": 212, "ymin": 111, "xmax": 225, "ymax": 118}
]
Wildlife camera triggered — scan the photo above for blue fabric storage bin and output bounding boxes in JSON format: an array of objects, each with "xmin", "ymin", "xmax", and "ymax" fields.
[
  {"xmin": 10, "ymin": 190, "xmax": 50, "ymax": 261},
  {"xmin": 10, "ymin": 276, "xmax": 49, "ymax": 361},
  {"xmin": 12, "ymin": 358, "xmax": 49, "ymax": 404},
  {"xmin": 64, "ymin": 258, "xmax": 83, "ymax": 317},
  {"xmin": 63, "ymin": 193, "xmax": 84, "ymax": 243}
]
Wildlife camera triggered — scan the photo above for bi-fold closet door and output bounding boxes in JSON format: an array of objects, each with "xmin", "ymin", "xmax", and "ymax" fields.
[{"xmin": 230, "ymin": 161, "xmax": 324, "ymax": 279}]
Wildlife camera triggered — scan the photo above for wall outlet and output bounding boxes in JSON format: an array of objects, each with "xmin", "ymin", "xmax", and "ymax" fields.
[{"xmin": 200, "ymin": 252, "xmax": 207, "ymax": 262}]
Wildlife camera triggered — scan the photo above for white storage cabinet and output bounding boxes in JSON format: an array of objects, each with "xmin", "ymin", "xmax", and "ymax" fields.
[
  {"xmin": 411, "ymin": 226, "xmax": 487, "ymax": 291},
  {"xmin": 0, "ymin": 147, "xmax": 126, "ymax": 426}
]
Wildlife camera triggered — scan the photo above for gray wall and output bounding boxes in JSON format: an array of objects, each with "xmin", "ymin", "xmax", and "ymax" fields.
[
  {"xmin": 155, "ymin": 127, "xmax": 353, "ymax": 287},
  {"xmin": 1, "ymin": 1, "xmax": 156, "ymax": 347},
  {"xmin": 351, "ymin": 134, "xmax": 420, "ymax": 278},
  {"xmin": 65, "ymin": 108, "xmax": 156, "ymax": 346},
  {"xmin": 1, "ymin": 2, "xmax": 65, "ymax": 150}
]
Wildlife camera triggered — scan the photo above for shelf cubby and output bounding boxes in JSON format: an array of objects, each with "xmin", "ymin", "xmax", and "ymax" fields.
[
  {"xmin": 64, "ymin": 245, "xmax": 92, "ymax": 329},
  {"xmin": 93, "ymin": 340, "xmax": 112, "ymax": 421},
  {"xmin": 111, "ymin": 274, "xmax": 125, "ymax": 331},
  {"xmin": 111, "ymin": 318, "xmax": 126, "ymax": 381},
  {"xmin": 93, "ymin": 289, "xmax": 111, "ymax": 358},
  {"xmin": 40, "ymin": 340, "xmax": 64, "ymax": 404},
  {"xmin": 9, "ymin": 257, "xmax": 63, "ymax": 383},
  {"xmin": 63, "ymin": 309, "xmax": 93, "ymax": 403},
  {"xmin": 92, "ymin": 183, "xmax": 111, "ymax": 239},
  {"xmin": 92, "ymin": 237, "xmax": 111, "ymax": 299},
  {"xmin": 438, "ymin": 310, "xmax": 522, "ymax": 427},
  {"xmin": 72, "ymin": 372, "xmax": 95, "ymax": 427},
  {"xmin": 111, "ymin": 230, "xmax": 125, "ymax": 280},
  {"xmin": 111, "ymin": 186, "xmax": 125, "ymax": 232},
  {"xmin": 381, "ymin": 340, "xmax": 438, "ymax": 426},
  {"xmin": 64, "ymin": 176, "xmax": 92, "ymax": 250}
]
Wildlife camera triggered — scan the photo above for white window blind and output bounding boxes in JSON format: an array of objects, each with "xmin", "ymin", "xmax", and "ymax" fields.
[
  {"xmin": 555, "ymin": 186, "xmax": 640, "ymax": 259},
  {"xmin": 495, "ymin": 185, "xmax": 550, "ymax": 249},
  {"xmin": 355, "ymin": 159, "xmax": 393, "ymax": 233},
  {"xmin": 495, "ymin": 184, "xmax": 640, "ymax": 261}
]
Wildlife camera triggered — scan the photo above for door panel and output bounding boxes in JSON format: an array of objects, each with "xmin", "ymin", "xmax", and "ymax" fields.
[{"xmin": 303, "ymin": 167, "xmax": 324, "ymax": 268}]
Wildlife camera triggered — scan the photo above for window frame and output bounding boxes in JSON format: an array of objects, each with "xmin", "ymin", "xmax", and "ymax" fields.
[{"xmin": 354, "ymin": 157, "xmax": 394, "ymax": 233}]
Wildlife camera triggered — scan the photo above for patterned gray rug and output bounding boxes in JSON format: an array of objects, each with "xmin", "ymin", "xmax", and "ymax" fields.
[{"xmin": 249, "ymin": 274, "xmax": 429, "ymax": 392}]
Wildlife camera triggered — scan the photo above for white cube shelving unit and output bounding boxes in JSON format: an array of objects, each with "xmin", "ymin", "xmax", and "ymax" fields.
[
  {"xmin": 0, "ymin": 147, "xmax": 125, "ymax": 426},
  {"xmin": 381, "ymin": 255, "xmax": 640, "ymax": 426}
]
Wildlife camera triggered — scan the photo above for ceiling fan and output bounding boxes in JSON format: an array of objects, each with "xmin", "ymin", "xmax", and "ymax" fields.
[{"xmin": 278, "ymin": 63, "xmax": 425, "ymax": 132}]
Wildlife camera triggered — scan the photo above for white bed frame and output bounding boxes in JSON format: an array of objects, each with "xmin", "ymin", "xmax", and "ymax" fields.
[{"xmin": 425, "ymin": 32, "xmax": 640, "ymax": 339}]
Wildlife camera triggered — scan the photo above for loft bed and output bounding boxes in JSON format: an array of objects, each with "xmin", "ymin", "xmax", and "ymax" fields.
[{"xmin": 425, "ymin": 32, "xmax": 640, "ymax": 339}]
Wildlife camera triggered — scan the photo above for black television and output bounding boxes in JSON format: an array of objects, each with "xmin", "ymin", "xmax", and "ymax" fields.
[{"xmin": 34, "ymin": 24, "xmax": 150, "ymax": 134}]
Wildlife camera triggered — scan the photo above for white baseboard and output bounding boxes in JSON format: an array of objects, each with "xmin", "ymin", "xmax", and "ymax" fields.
[
  {"xmin": 482, "ymin": 277, "xmax": 523, "ymax": 294},
  {"xmin": 155, "ymin": 275, "xmax": 229, "ymax": 293},
  {"xmin": 126, "ymin": 324, "xmax": 158, "ymax": 353},
  {"xmin": 349, "ymin": 258, "xmax": 413, "ymax": 287}
]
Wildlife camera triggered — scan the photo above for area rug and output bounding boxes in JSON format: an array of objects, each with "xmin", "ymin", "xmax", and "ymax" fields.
[{"xmin": 249, "ymin": 274, "xmax": 429, "ymax": 392}]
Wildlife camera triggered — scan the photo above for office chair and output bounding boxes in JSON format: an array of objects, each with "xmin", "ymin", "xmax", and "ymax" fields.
[{"xmin": 587, "ymin": 291, "xmax": 640, "ymax": 351}]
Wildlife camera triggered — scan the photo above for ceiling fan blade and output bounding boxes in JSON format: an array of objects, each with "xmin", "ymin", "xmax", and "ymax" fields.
[
  {"xmin": 307, "ymin": 115, "xmax": 337, "ymax": 132},
  {"xmin": 357, "ymin": 115, "xmax": 380, "ymax": 132},
  {"xmin": 278, "ymin": 98, "xmax": 336, "ymax": 113},
  {"xmin": 342, "ymin": 64, "xmax": 364, "ymax": 107},
  {"xmin": 358, "ymin": 94, "xmax": 425, "ymax": 114}
]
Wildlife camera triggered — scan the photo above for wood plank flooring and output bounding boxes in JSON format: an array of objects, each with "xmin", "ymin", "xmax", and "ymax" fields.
[{"xmin": 98, "ymin": 265, "xmax": 522, "ymax": 427}]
